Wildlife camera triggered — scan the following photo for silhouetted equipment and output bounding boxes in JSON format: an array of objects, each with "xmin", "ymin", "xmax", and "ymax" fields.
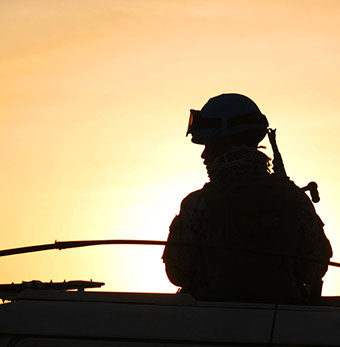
[
  {"xmin": 0, "ymin": 280, "xmax": 105, "ymax": 302},
  {"xmin": 302, "ymin": 181, "xmax": 320, "ymax": 203},
  {"xmin": 268, "ymin": 128, "xmax": 320, "ymax": 203},
  {"xmin": 0, "ymin": 280, "xmax": 104, "ymax": 294},
  {"xmin": 187, "ymin": 94, "xmax": 268, "ymax": 144},
  {"xmin": 0, "ymin": 239, "xmax": 167, "ymax": 257},
  {"xmin": 268, "ymin": 128, "xmax": 287, "ymax": 178},
  {"xmin": 0, "ymin": 239, "xmax": 339, "ymax": 267}
]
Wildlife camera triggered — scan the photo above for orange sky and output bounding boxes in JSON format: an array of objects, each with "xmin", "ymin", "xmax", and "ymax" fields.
[{"xmin": 1, "ymin": 0, "xmax": 340, "ymax": 295}]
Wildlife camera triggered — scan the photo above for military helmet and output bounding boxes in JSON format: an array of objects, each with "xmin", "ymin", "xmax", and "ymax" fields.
[{"xmin": 186, "ymin": 93, "xmax": 269, "ymax": 144}]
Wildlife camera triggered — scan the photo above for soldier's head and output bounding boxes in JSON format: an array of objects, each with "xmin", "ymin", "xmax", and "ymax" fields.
[{"xmin": 186, "ymin": 93, "xmax": 269, "ymax": 163}]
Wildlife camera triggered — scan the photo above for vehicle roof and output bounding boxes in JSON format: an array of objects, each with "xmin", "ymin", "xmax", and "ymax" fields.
[{"xmin": 1, "ymin": 291, "xmax": 340, "ymax": 346}]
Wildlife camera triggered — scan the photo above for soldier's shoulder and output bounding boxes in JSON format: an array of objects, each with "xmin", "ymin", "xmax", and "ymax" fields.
[{"xmin": 180, "ymin": 183, "xmax": 211, "ymax": 209}]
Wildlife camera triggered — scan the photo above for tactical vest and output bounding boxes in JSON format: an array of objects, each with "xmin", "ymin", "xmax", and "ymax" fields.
[{"xmin": 194, "ymin": 173, "xmax": 301, "ymax": 302}]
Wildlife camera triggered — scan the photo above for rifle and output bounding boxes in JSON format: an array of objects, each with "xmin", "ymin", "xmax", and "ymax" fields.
[{"xmin": 267, "ymin": 128, "xmax": 320, "ymax": 203}]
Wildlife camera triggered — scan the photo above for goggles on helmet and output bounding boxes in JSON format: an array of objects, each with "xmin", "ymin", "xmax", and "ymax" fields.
[
  {"xmin": 186, "ymin": 110, "xmax": 222, "ymax": 137},
  {"xmin": 186, "ymin": 110, "xmax": 268, "ymax": 136}
]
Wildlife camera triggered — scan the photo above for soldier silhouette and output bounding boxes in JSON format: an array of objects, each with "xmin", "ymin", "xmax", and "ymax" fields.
[{"xmin": 163, "ymin": 93, "xmax": 332, "ymax": 303}]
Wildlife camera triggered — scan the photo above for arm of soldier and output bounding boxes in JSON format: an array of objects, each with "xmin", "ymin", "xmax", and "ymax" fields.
[
  {"xmin": 295, "ymin": 188, "xmax": 333, "ymax": 284},
  {"xmin": 162, "ymin": 215, "xmax": 194, "ymax": 288},
  {"xmin": 162, "ymin": 190, "xmax": 205, "ymax": 289}
]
